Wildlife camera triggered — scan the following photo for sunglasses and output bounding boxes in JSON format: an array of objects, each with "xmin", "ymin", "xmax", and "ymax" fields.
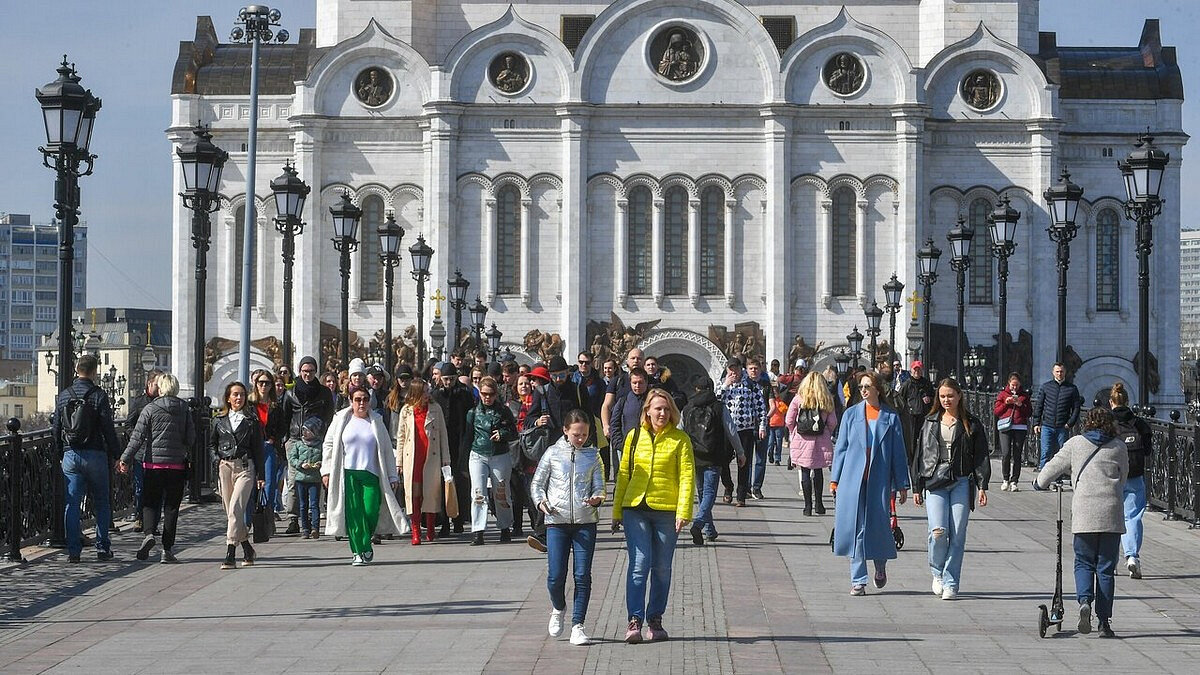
[
  {"xmin": 859, "ymin": 384, "xmax": 874, "ymax": 390},
  {"xmin": 300, "ymin": 368, "xmax": 316, "ymax": 374},
  {"xmin": 479, "ymin": 390, "xmax": 497, "ymax": 396},
  {"xmin": 578, "ymin": 359, "xmax": 591, "ymax": 365},
  {"xmin": 255, "ymin": 380, "xmax": 271, "ymax": 385}
]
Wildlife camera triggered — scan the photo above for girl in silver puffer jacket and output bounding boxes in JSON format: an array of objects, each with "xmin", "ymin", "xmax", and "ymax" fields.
[{"xmin": 531, "ymin": 410, "xmax": 606, "ymax": 646}]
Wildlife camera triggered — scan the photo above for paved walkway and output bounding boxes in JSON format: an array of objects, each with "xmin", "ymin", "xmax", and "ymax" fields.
[{"xmin": 2, "ymin": 461, "xmax": 1199, "ymax": 674}]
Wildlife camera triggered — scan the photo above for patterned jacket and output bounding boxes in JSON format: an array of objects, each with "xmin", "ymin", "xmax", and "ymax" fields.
[{"xmin": 719, "ymin": 374, "xmax": 767, "ymax": 434}]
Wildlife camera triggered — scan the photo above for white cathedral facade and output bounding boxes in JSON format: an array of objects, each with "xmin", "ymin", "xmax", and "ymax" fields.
[{"xmin": 169, "ymin": 0, "xmax": 1186, "ymax": 406}]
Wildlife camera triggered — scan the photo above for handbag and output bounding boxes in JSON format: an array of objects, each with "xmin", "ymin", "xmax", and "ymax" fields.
[
  {"xmin": 520, "ymin": 426, "xmax": 552, "ymax": 464},
  {"xmin": 251, "ymin": 488, "xmax": 272, "ymax": 543},
  {"xmin": 924, "ymin": 460, "xmax": 957, "ymax": 492},
  {"xmin": 996, "ymin": 414, "xmax": 1014, "ymax": 432},
  {"xmin": 443, "ymin": 464, "xmax": 460, "ymax": 520}
]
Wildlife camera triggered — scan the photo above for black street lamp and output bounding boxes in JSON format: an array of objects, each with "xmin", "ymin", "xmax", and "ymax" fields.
[
  {"xmin": 883, "ymin": 273, "xmax": 904, "ymax": 367},
  {"xmin": 864, "ymin": 301, "xmax": 884, "ymax": 370},
  {"xmin": 448, "ymin": 269, "xmax": 470, "ymax": 353},
  {"xmin": 847, "ymin": 326, "xmax": 864, "ymax": 369},
  {"xmin": 1043, "ymin": 169, "xmax": 1084, "ymax": 365},
  {"xmin": 469, "ymin": 296, "xmax": 488, "ymax": 350},
  {"xmin": 917, "ymin": 238, "xmax": 942, "ymax": 369},
  {"xmin": 987, "ymin": 195, "xmax": 1020, "ymax": 388},
  {"xmin": 176, "ymin": 123, "xmax": 226, "ymax": 505},
  {"xmin": 408, "ymin": 234, "xmax": 434, "ymax": 367},
  {"xmin": 1119, "ymin": 132, "xmax": 1170, "ymax": 407},
  {"xmin": 947, "ymin": 217, "xmax": 973, "ymax": 379},
  {"xmin": 270, "ymin": 161, "xmax": 309, "ymax": 370},
  {"xmin": 378, "ymin": 212, "xmax": 405, "ymax": 374},
  {"xmin": 834, "ymin": 349, "xmax": 851, "ymax": 394},
  {"xmin": 329, "ymin": 191, "xmax": 362, "ymax": 371},
  {"xmin": 486, "ymin": 323, "xmax": 503, "ymax": 362}
]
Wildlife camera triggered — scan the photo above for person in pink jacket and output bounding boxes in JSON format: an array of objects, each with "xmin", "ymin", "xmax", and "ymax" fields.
[{"xmin": 786, "ymin": 372, "xmax": 839, "ymax": 516}]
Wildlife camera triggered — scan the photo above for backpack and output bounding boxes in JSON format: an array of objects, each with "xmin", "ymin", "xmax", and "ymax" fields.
[
  {"xmin": 61, "ymin": 385, "xmax": 101, "ymax": 448},
  {"xmin": 1114, "ymin": 420, "xmax": 1144, "ymax": 454},
  {"xmin": 680, "ymin": 401, "xmax": 723, "ymax": 460},
  {"xmin": 795, "ymin": 407, "xmax": 826, "ymax": 437}
]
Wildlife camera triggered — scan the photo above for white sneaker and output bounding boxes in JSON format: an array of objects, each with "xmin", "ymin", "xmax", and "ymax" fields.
[
  {"xmin": 1127, "ymin": 556, "xmax": 1142, "ymax": 579},
  {"xmin": 1000, "ymin": 481, "xmax": 1010, "ymax": 492},
  {"xmin": 941, "ymin": 586, "xmax": 958, "ymax": 600},
  {"xmin": 1008, "ymin": 482, "xmax": 1019, "ymax": 492},
  {"xmin": 569, "ymin": 623, "xmax": 591, "ymax": 645},
  {"xmin": 932, "ymin": 577, "xmax": 943, "ymax": 596},
  {"xmin": 351, "ymin": 554, "xmax": 365, "ymax": 566},
  {"xmin": 548, "ymin": 609, "xmax": 564, "ymax": 637}
]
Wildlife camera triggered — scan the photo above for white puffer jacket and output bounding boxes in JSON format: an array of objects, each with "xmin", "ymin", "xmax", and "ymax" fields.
[{"xmin": 531, "ymin": 438, "xmax": 605, "ymax": 525}]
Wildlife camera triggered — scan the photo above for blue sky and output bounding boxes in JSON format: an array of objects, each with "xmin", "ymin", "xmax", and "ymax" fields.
[{"xmin": 0, "ymin": 1, "xmax": 1193, "ymax": 310}]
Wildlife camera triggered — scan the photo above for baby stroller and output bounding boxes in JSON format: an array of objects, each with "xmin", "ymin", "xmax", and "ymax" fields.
[{"xmin": 1038, "ymin": 482, "xmax": 1066, "ymax": 637}]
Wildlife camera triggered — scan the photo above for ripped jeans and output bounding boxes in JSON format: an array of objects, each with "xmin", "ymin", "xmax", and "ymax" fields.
[{"xmin": 468, "ymin": 450, "xmax": 514, "ymax": 533}]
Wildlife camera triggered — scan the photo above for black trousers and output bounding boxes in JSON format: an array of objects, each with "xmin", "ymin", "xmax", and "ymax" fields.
[
  {"xmin": 998, "ymin": 429, "xmax": 1028, "ymax": 482},
  {"xmin": 735, "ymin": 430, "xmax": 757, "ymax": 500},
  {"xmin": 142, "ymin": 467, "xmax": 187, "ymax": 550}
]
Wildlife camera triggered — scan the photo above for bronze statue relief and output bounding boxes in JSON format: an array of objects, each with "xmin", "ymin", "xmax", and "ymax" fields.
[
  {"xmin": 354, "ymin": 67, "xmax": 393, "ymax": 108},
  {"xmin": 822, "ymin": 52, "xmax": 865, "ymax": 96},
  {"xmin": 489, "ymin": 52, "xmax": 529, "ymax": 95},
  {"xmin": 961, "ymin": 69, "xmax": 1001, "ymax": 110},
  {"xmin": 649, "ymin": 26, "xmax": 704, "ymax": 83}
]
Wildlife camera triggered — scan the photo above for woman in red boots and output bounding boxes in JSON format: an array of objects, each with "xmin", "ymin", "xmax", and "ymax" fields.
[{"xmin": 395, "ymin": 378, "xmax": 451, "ymax": 544}]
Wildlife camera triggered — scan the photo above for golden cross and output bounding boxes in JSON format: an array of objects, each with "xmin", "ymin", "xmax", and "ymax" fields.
[
  {"xmin": 431, "ymin": 288, "xmax": 446, "ymax": 319},
  {"xmin": 906, "ymin": 290, "xmax": 922, "ymax": 321}
]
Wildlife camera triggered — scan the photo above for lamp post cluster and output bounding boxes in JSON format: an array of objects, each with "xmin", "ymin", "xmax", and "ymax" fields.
[
  {"xmin": 270, "ymin": 162, "xmax": 309, "ymax": 370},
  {"xmin": 864, "ymin": 301, "xmax": 883, "ymax": 370},
  {"xmin": 947, "ymin": 216, "xmax": 973, "ymax": 380},
  {"xmin": 1043, "ymin": 169, "xmax": 1084, "ymax": 366},
  {"xmin": 987, "ymin": 196, "xmax": 1020, "ymax": 385},
  {"xmin": 883, "ymin": 274, "xmax": 905, "ymax": 367},
  {"xmin": 846, "ymin": 326, "xmax": 864, "ymax": 369},
  {"xmin": 917, "ymin": 238, "xmax": 941, "ymax": 370},
  {"xmin": 962, "ymin": 347, "xmax": 993, "ymax": 390}
]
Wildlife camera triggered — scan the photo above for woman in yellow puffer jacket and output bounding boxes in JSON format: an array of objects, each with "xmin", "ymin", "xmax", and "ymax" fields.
[{"xmin": 612, "ymin": 388, "xmax": 695, "ymax": 645}]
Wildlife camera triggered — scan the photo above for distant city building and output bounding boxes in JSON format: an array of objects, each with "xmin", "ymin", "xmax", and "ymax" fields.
[
  {"xmin": 1181, "ymin": 230, "xmax": 1200, "ymax": 360},
  {"xmin": 0, "ymin": 358, "xmax": 38, "ymax": 423},
  {"xmin": 0, "ymin": 213, "xmax": 87, "ymax": 362},
  {"xmin": 35, "ymin": 307, "xmax": 171, "ymax": 416}
]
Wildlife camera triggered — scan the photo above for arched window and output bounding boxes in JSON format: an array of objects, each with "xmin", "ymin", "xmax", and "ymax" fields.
[
  {"xmin": 496, "ymin": 185, "xmax": 521, "ymax": 295},
  {"xmin": 968, "ymin": 198, "xmax": 993, "ymax": 304},
  {"xmin": 627, "ymin": 186, "xmax": 652, "ymax": 295},
  {"xmin": 1096, "ymin": 208, "xmax": 1120, "ymax": 311},
  {"xmin": 663, "ymin": 186, "xmax": 688, "ymax": 295},
  {"xmin": 359, "ymin": 195, "xmax": 384, "ymax": 301},
  {"xmin": 831, "ymin": 187, "xmax": 856, "ymax": 296},
  {"xmin": 233, "ymin": 205, "xmax": 256, "ymax": 306},
  {"xmin": 700, "ymin": 186, "xmax": 724, "ymax": 295}
]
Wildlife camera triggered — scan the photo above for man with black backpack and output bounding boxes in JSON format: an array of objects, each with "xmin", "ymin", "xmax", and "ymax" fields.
[
  {"xmin": 53, "ymin": 355, "xmax": 122, "ymax": 563},
  {"xmin": 680, "ymin": 375, "xmax": 745, "ymax": 545}
]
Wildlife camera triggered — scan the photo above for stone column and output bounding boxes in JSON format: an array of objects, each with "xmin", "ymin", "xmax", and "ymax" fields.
[
  {"xmin": 652, "ymin": 198, "xmax": 664, "ymax": 308},
  {"xmin": 424, "ymin": 102, "xmax": 462, "ymax": 340},
  {"xmin": 724, "ymin": 198, "xmax": 736, "ymax": 308},
  {"xmin": 292, "ymin": 122, "xmax": 324, "ymax": 367},
  {"xmin": 688, "ymin": 198, "xmax": 700, "ymax": 306},
  {"xmin": 559, "ymin": 106, "xmax": 589, "ymax": 352},
  {"xmin": 762, "ymin": 108, "xmax": 791, "ymax": 364},
  {"xmin": 820, "ymin": 200, "xmax": 833, "ymax": 308},
  {"xmin": 856, "ymin": 199, "xmax": 868, "ymax": 307},
  {"xmin": 1028, "ymin": 120, "xmax": 1061, "ymax": 382},
  {"xmin": 893, "ymin": 108, "xmax": 927, "ymax": 359},
  {"xmin": 616, "ymin": 198, "xmax": 629, "ymax": 307},
  {"xmin": 520, "ymin": 198, "xmax": 532, "ymax": 307}
]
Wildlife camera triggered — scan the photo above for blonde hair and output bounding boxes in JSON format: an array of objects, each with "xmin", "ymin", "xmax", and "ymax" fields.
[
  {"xmin": 640, "ymin": 387, "xmax": 681, "ymax": 429},
  {"xmin": 156, "ymin": 372, "xmax": 180, "ymax": 397},
  {"xmin": 796, "ymin": 372, "xmax": 833, "ymax": 413},
  {"xmin": 1109, "ymin": 381, "xmax": 1129, "ymax": 408}
]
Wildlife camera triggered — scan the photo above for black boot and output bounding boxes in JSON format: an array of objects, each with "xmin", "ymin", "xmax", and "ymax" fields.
[
  {"xmin": 500, "ymin": 528, "xmax": 512, "ymax": 543},
  {"xmin": 470, "ymin": 532, "xmax": 484, "ymax": 546},
  {"xmin": 221, "ymin": 544, "xmax": 236, "ymax": 570},
  {"xmin": 801, "ymin": 476, "xmax": 813, "ymax": 517},
  {"xmin": 813, "ymin": 473, "xmax": 827, "ymax": 515},
  {"xmin": 241, "ymin": 541, "xmax": 256, "ymax": 567}
]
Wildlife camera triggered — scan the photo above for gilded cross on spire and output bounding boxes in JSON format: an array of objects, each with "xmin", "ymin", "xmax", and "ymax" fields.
[
  {"xmin": 906, "ymin": 290, "xmax": 922, "ymax": 321},
  {"xmin": 431, "ymin": 288, "xmax": 446, "ymax": 319}
]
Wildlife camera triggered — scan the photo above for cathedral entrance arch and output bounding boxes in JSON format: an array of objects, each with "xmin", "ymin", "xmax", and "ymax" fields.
[{"xmin": 637, "ymin": 329, "xmax": 728, "ymax": 390}]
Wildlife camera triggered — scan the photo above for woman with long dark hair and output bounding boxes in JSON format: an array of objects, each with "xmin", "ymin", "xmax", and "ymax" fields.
[
  {"xmin": 1107, "ymin": 382, "xmax": 1151, "ymax": 579},
  {"xmin": 463, "ymin": 376, "xmax": 519, "ymax": 545},
  {"xmin": 209, "ymin": 380, "xmax": 267, "ymax": 569},
  {"xmin": 248, "ymin": 369, "xmax": 288, "ymax": 515},
  {"xmin": 912, "ymin": 378, "xmax": 990, "ymax": 600},
  {"xmin": 993, "ymin": 372, "xmax": 1032, "ymax": 491}
]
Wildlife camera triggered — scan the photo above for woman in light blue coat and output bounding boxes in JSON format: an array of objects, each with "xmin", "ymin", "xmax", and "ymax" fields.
[{"xmin": 830, "ymin": 370, "xmax": 910, "ymax": 595}]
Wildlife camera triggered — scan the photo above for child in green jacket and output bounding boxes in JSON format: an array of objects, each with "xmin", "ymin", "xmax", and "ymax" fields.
[{"xmin": 288, "ymin": 416, "xmax": 324, "ymax": 538}]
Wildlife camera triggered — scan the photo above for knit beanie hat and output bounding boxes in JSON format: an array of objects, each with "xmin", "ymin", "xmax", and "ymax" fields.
[
  {"xmin": 297, "ymin": 355, "xmax": 318, "ymax": 372},
  {"xmin": 348, "ymin": 357, "xmax": 367, "ymax": 376}
]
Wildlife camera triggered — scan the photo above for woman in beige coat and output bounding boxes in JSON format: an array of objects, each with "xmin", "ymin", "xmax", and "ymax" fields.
[{"xmin": 394, "ymin": 378, "xmax": 451, "ymax": 545}]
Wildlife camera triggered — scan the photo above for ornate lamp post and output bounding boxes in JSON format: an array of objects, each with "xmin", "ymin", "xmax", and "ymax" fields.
[
  {"xmin": 917, "ymin": 238, "xmax": 942, "ymax": 369},
  {"xmin": 864, "ymin": 301, "xmax": 884, "ymax": 370},
  {"xmin": 1043, "ymin": 169, "xmax": 1084, "ymax": 365},
  {"xmin": 847, "ymin": 326, "xmax": 864, "ymax": 369},
  {"xmin": 469, "ymin": 296, "xmax": 488, "ymax": 350},
  {"xmin": 947, "ymin": 217, "xmax": 973, "ymax": 379},
  {"xmin": 486, "ymin": 323, "xmax": 503, "ymax": 363},
  {"xmin": 408, "ymin": 234, "xmax": 434, "ymax": 367},
  {"xmin": 378, "ymin": 212, "xmax": 406, "ymax": 375},
  {"xmin": 329, "ymin": 191, "xmax": 362, "ymax": 370},
  {"xmin": 230, "ymin": 6, "xmax": 289, "ymax": 384},
  {"xmin": 1119, "ymin": 133, "xmax": 1170, "ymax": 406},
  {"xmin": 987, "ymin": 195, "xmax": 1020, "ymax": 387},
  {"xmin": 448, "ymin": 269, "xmax": 470, "ymax": 354},
  {"xmin": 270, "ymin": 161, "xmax": 309, "ymax": 369},
  {"xmin": 883, "ymin": 273, "xmax": 904, "ymax": 367},
  {"xmin": 834, "ymin": 348, "xmax": 851, "ymax": 400},
  {"xmin": 176, "ymin": 123, "xmax": 226, "ymax": 504}
]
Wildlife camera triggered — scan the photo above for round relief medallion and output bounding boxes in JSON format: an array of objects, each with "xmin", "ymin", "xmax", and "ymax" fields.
[
  {"xmin": 822, "ymin": 52, "xmax": 866, "ymax": 96},
  {"xmin": 489, "ymin": 52, "xmax": 530, "ymax": 95},
  {"xmin": 961, "ymin": 69, "xmax": 1001, "ymax": 110},
  {"xmin": 354, "ymin": 67, "xmax": 393, "ymax": 108},
  {"xmin": 649, "ymin": 25, "xmax": 705, "ymax": 83}
]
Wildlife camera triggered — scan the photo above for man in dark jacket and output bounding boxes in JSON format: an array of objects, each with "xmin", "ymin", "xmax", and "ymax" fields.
[
  {"xmin": 53, "ymin": 355, "xmax": 121, "ymax": 563},
  {"xmin": 1032, "ymin": 363, "xmax": 1083, "ymax": 469},
  {"xmin": 644, "ymin": 355, "xmax": 687, "ymax": 410},
  {"xmin": 434, "ymin": 362, "xmax": 476, "ymax": 532},
  {"xmin": 124, "ymin": 369, "xmax": 163, "ymax": 530},
  {"xmin": 608, "ymin": 367, "xmax": 650, "ymax": 472},
  {"xmin": 544, "ymin": 355, "xmax": 590, "ymax": 442},
  {"xmin": 895, "ymin": 360, "xmax": 934, "ymax": 463},
  {"xmin": 680, "ymin": 375, "xmax": 745, "ymax": 545},
  {"xmin": 279, "ymin": 356, "xmax": 334, "ymax": 533}
]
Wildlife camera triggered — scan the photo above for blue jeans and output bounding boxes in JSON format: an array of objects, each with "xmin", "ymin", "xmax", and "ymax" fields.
[
  {"xmin": 925, "ymin": 477, "xmax": 971, "ymax": 590},
  {"xmin": 767, "ymin": 427, "xmax": 785, "ymax": 463},
  {"xmin": 1039, "ymin": 426, "xmax": 1070, "ymax": 469},
  {"xmin": 297, "ymin": 480, "xmax": 321, "ymax": 534},
  {"xmin": 622, "ymin": 509, "xmax": 679, "ymax": 621},
  {"xmin": 546, "ymin": 524, "xmax": 598, "ymax": 626},
  {"xmin": 131, "ymin": 461, "xmax": 144, "ymax": 515},
  {"xmin": 262, "ymin": 443, "xmax": 283, "ymax": 512},
  {"xmin": 62, "ymin": 448, "xmax": 112, "ymax": 557},
  {"xmin": 750, "ymin": 434, "xmax": 769, "ymax": 491},
  {"xmin": 850, "ymin": 489, "xmax": 887, "ymax": 586},
  {"xmin": 1074, "ymin": 532, "xmax": 1120, "ymax": 621},
  {"xmin": 692, "ymin": 465, "xmax": 721, "ymax": 538},
  {"xmin": 1122, "ymin": 475, "xmax": 1146, "ymax": 559}
]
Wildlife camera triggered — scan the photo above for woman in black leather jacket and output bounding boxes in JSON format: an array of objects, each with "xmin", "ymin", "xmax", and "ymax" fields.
[
  {"xmin": 911, "ymin": 378, "xmax": 990, "ymax": 600},
  {"xmin": 209, "ymin": 381, "xmax": 267, "ymax": 569}
]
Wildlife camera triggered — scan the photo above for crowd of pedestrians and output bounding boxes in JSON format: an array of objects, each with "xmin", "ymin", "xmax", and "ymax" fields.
[{"xmin": 51, "ymin": 344, "xmax": 1156, "ymax": 643}]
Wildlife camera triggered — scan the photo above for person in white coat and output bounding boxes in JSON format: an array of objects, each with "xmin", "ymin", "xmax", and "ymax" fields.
[{"xmin": 321, "ymin": 386, "xmax": 410, "ymax": 565}]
